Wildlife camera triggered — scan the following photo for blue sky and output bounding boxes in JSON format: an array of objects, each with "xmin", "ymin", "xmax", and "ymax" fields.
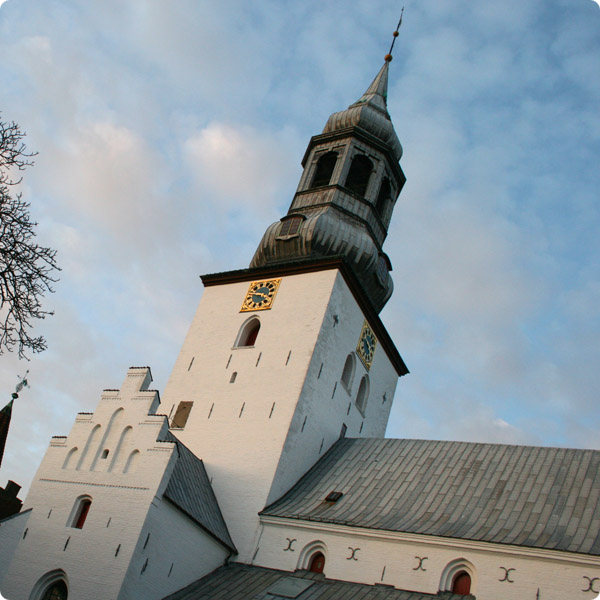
[{"xmin": 0, "ymin": 0, "xmax": 599, "ymax": 494}]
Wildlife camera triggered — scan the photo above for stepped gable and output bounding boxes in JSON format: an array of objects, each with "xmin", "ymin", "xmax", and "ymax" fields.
[{"xmin": 262, "ymin": 437, "xmax": 600, "ymax": 555}]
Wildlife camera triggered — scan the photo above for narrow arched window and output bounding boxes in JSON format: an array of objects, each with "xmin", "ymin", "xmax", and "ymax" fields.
[
  {"xmin": 41, "ymin": 580, "xmax": 68, "ymax": 600},
  {"xmin": 236, "ymin": 318, "xmax": 261, "ymax": 347},
  {"xmin": 356, "ymin": 375, "xmax": 369, "ymax": 415},
  {"xmin": 345, "ymin": 155, "xmax": 373, "ymax": 197},
  {"xmin": 452, "ymin": 571, "xmax": 471, "ymax": 595},
  {"xmin": 375, "ymin": 177, "xmax": 391, "ymax": 216},
  {"xmin": 123, "ymin": 449, "xmax": 140, "ymax": 474},
  {"xmin": 311, "ymin": 151, "xmax": 337, "ymax": 188},
  {"xmin": 70, "ymin": 497, "xmax": 92, "ymax": 529},
  {"xmin": 340, "ymin": 354, "xmax": 355, "ymax": 392},
  {"xmin": 309, "ymin": 552, "xmax": 325, "ymax": 574}
]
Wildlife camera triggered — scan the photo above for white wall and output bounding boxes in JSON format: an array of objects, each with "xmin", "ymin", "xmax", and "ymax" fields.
[
  {"xmin": 255, "ymin": 517, "xmax": 600, "ymax": 600},
  {"xmin": 161, "ymin": 267, "xmax": 401, "ymax": 562}
]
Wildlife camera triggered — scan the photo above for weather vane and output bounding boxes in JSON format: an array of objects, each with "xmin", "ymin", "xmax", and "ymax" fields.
[
  {"xmin": 385, "ymin": 7, "xmax": 404, "ymax": 62},
  {"xmin": 12, "ymin": 370, "xmax": 29, "ymax": 400}
]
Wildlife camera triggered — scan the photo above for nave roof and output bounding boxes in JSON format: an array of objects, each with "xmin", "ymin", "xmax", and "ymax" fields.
[{"xmin": 262, "ymin": 437, "xmax": 600, "ymax": 556}]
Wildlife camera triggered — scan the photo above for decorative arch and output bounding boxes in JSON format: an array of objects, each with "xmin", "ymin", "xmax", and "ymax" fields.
[
  {"xmin": 235, "ymin": 317, "xmax": 261, "ymax": 348},
  {"xmin": 345, "ymin": 154, "xmax": 373, "ymax": 197},
  {"xmin": 108, "ymin": 426, "xmax": 132, "ymax": 472},
  {"xmin": 29, "ymin": 569, "xmax": 69, "ymax": 600},
  {"xmin": 67, "ymin": 495, "xmax": 93, "ymax": 529},
  {"xmin": 355, "ymin": 375, "xmax": 369, "ymax": 415},
  {"xmin": 439, "ymin": 558, "xmax": 477, "ymax": 596},
  {"xmin": 62, "ymin": 447, "xmax": 78, "ymax": 470},
  {"xmin": 90, "ymin": 408, "xmax": 124, "ymax": 471},
  {"xmin": 123, "ymin": 449, "xmax": 140, "ymax": 474},
  {"xmin": 297, "ymin": 540, "xmax": 328, "ymax": 572},
  {"xmin": 75, "ymin": 424, "xmax": 101, "ymax": 471},
  {"xmin": 340, "ymin": 353, "xmax": 356, "ymax": 392},
  {"xmin": 311, "ymin": 151, "xmax": 338, "ymax": 188}
]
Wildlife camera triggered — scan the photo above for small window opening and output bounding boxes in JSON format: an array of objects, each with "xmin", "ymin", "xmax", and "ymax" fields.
[
  {"xmin": 279, "ymin": 216, "xmax": 303, "ymax": 237},
  {"xmin": 101, "ymin": 449, "xmax": 109, "ymax": 459},
  {"xmin": 72, "ymin": 499, "xmax": 92, "ymax": 529},
  {"xmin": 339, "ymin": 423, "xmax": 347, "ymax": 439},
  {"xmin": 41, "ymin": 580, "xmax": 68, "ymax": 600},
  {"xmin": 171, "ymin": 401, "xmax": 193, "ymax": 429},
  {"xmin": 309, "ymin": 552, "xmax": 325, "ymax": 574},
  {"xmin": 452, "ymin": 572, "xmax": 472, "ymax": 595},
  {"xmin": 325, "ymin": 491, "xmax": 343, "ymax": 503},
  {"xmin": 345, "ymin": 155, "xmax": 373, "ymax": 197},
  {"xmin": 375, "ymin": 177, "xmax": 391, "ymax": 216},
  {"xmin": 356, "ymin": 376, "xmax": 369, "ymax": 415},
  {"xmin": 229, "ymin": 371, "xmax": 237, "ymax": 383},
  {"xmin": 311, "ymin": 151, "xmax": 338, "ymax": 188},
  {"xmin": 237, "ymin": 318, "xmax": 261, "ymax": 347}
]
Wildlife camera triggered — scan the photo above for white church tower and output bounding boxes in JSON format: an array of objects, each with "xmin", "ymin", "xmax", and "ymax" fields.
[
  {"xmin": 0, "ymin": 57, "xmax": 409, "ymax": 598},
  {"xmin": 158, "ymin": 58, "xmax": 408, "ymax": 563}
]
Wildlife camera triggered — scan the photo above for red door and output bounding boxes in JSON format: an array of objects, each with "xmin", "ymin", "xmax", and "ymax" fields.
[
  {"xmin": 309, "ymin": 552, "xmax": 325, "ymax": 574},
  {"xmin": 452, "ymin": 571, "xmax": 471, "ymax": 595}
]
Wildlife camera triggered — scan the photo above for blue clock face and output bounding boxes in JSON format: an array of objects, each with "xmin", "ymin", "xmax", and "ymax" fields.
[
  {"xmin": 241, "ymin": 279, "xmax": 282, "ymax": 312},
  {"xmin": 356, "ymin": 321, "xmax": 377, "ymax": 370}
]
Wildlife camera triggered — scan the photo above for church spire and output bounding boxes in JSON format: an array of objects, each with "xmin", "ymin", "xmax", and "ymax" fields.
[
  {"xmin": 351, "ymin": 61, "xmax": 390, "ymax": 112},
  {"xmin": 250, "ymin": 56, "xmax": 406, "ymax": 313}
]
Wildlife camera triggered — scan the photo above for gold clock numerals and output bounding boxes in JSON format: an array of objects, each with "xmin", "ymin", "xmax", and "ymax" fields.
[
  {"xmin": 356, "ymin": 320, "xmax": 377, "ymax": 370},
  {"xmin": 240, "ymin": 278, "xmax": 282, "ymax": 312}
]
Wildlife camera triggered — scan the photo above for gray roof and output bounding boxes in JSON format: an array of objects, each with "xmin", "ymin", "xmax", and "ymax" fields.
[
  {"xmin": 161, "ymin": 563, "xmax": 465, "ymax": 600},
  {"xmin": 163, "ymin": 432, "xmax": 236, "ymax": 553},
  {"xmin": 262, "ymin": 437, "xmax": 600, "ymax": 556}
]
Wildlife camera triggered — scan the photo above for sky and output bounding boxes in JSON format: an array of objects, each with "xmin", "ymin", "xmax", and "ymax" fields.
[{"xmin": 0, "ymin": 0, "xmax": 599, "ymax": 496}]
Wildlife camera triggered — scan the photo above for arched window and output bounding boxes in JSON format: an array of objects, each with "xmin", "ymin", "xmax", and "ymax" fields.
[
  {"xmin": 308, "ymin": 552, "xmax": 325, "ymax": 574},
  {"xmin": 30, "ymin": 571, "xmax": 68, "ymax": 600},
  {"xmin": 279, "ymin": 216, "xmax": 303, "ymax": 237},
  {"xmin": 41, "ymin": 580, "xmax": 68, "ymax": 600},
  {"xmin": 439, "ymin": 558, "xmax": 476, "ymax": 597},
  {"xmin": 340, "ymin": 354, "xmax": 355, "ymax": 392},
  {"xmin": 311, "ymin": 151, "xmax": 338, "ymax": 188},
  {"xmin": 375, "ymin": 177, "xmax": 391, "ymax": 216},
  {"xmin": 345, "ymin": 155, "xmax": 373, "ymax": 197},
  {"xmin": 69, "ymin": 496, "xmax": 92, "ymax": 529},
  {"xmin": 355, "ymin": 375, "xmax": 369, "ymax": 415},
  {"xmin": 452, "ymin": 571, "xmax": 472, "ymax": 595},
  {"xmin": 236, "ymin": 318, "xmax": 261, "ymax": 347}
]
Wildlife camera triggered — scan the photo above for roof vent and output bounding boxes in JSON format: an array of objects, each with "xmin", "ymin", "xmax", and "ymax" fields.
[{"xmin": 325, "ymin": 491, "xmax": 343, "ymax": 503}]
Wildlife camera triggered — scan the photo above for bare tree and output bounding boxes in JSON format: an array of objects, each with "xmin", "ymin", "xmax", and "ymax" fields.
[{"xmin": 0, "ymin": 117, "xmax": 59, "ymax": 358}]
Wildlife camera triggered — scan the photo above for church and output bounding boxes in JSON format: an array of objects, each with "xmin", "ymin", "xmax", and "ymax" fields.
[{"xmin": 0, "ymin": 44, "xmax": 599, "ymax": 600}]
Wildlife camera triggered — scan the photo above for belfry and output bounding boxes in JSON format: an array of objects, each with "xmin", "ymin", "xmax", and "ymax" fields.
[{"xmin": 1, "ymin": 33, "xmax": 599, "ymax": 600}]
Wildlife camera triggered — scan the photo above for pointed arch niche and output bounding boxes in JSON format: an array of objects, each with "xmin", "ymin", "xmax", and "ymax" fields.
[
  {"xmin": 67, "ymin": 495, "xmax": 93, "ymax": 529},
  {"xmin": 297, "ymin": 540, "xmax": 327, "ymax": 574},
  {"xmin": 235, "ymin": 317, "xmax": 261, "ymax": 348},
  {"xmin": 439, "ymin": 558, "xmax": 476, "ymax": 597},
  {"xmin": 30, "ymin": 569, "xmax": 69, "ymax": 600}
]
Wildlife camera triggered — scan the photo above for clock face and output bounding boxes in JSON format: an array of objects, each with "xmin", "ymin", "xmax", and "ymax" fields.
[
  {"xmin": 356, "ymin": 320, "xmax": 377, "ymax": 370},
  {"xmin": 240, "ymin": 279, "xmax": 281, "ymax": 312}
]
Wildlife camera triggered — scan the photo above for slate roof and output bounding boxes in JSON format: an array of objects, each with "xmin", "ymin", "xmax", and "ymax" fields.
[
  {"xmin": 162, "ymin": 432, "xmax": 236, "ymax": 553},
  {"xmin": 262, "ymin": 437, "xmax": 600, "ymax": 556},
  {"xmin": 161, "ymin": 562, "xmax": 466, "ymax": 600}
]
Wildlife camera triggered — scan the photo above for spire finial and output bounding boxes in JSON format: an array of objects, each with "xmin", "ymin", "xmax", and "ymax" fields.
[
  {"xmin": 11, "ymin": 370, "xmax": 29, "ymax": 400},
  {"xmin": 385, "ymin": 7, "xmax": 404, "ymax": 62}
]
